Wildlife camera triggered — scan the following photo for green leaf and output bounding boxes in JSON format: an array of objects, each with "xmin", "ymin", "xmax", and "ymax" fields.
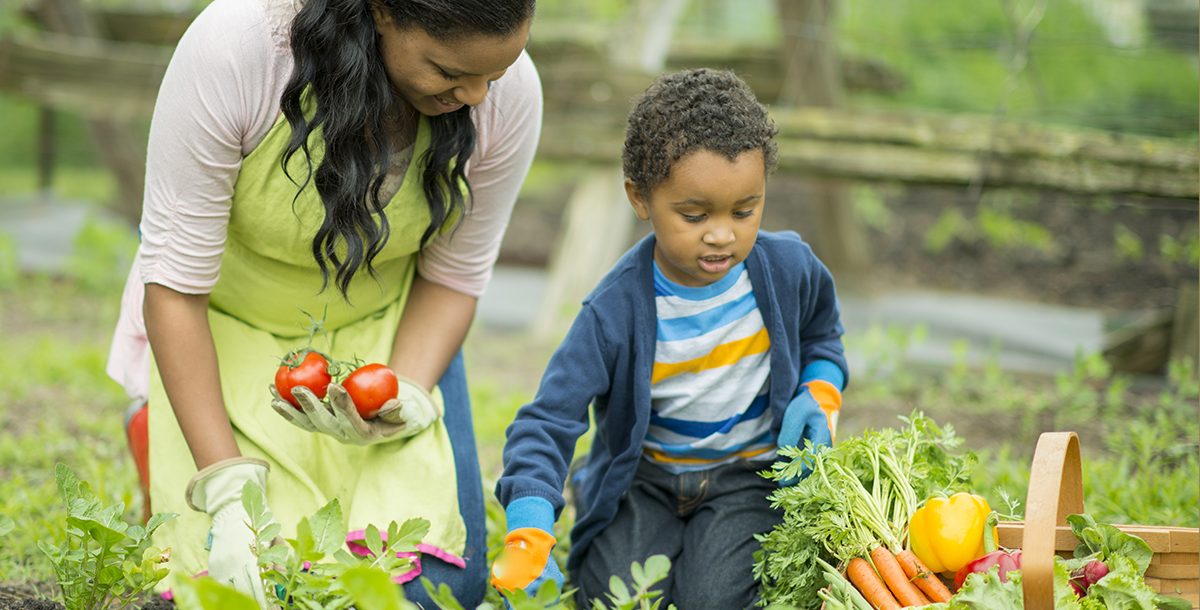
[
  {"xmin": 339, "ymin": 566, "xmax": 416, "ymax": 610},
  {"xmin": 144, "ymin": 512, "xmax": 177, "ymax": 533},
  {"xmin": 607, "ymin": 576, "xmax": 631, "ymax": 603},
  {"xmin": 641, "ymin": 555, "xmax": 671, "ymax": 585},
  {"xmin": 1067, "ymin": 514, "xmax": 1153, "ymax": 574},
  {"xmin": 257, "ymin": 545, "xmax": 290, "ymax": 566},
  {"xmin": 365, "ymin": 524, "xmax": 384, "ymax": 559},
  {"xmin": 630, "ymin": 559, "xmax": 645, "ymax": 587},
  {"xmin": 1154, "ymin": 595, "xmax": 1194, "ymax": 610},
  {"xmin": 1052, "ymin": 559, "xmax": 1086, "ymax": 609},
  {"xmin": 242, "ymin": 481, "xmax": 267, "ymax": 525},
  {"xmin": 387, "ymin": 518, "xmax": 431, "ymax": 554},
  {"xmin": 54, "ymin": 463, "xmax": 89, "ymax": 508},
  {"xmin": 172, "ymin": 576, "xmax": 262, "ymax": 610},
  {"xmin": 309, "ymin": 498, "xmax": 347, "ymax": 556},
  {"xmin": 0, "ymin": 514, "xmax": 13, "ymax": 536},
  {"xmin": 293, "ymin": 518, "xmax": 317, "ymax": 561},
  {"xmin": 1084, "ymin": 555, "xmax": 1158, "ymax": 609},
  {"xmin": 419, "ymin": 578, "xmax": 466, "ymax": 610},
  {"xmin": 947, "ymin": 568, "xmax": 1023, "ymax": 609},
  {"xmin": 67, "ymin": 515, "xmax": 126, "ymax": 547},
  {"xmin": 534, "ymin": 578, "xmax": 562, "ymax": 605},
  {"xmin": 259, "ymin": 522, "xmax": 282, "ymax": 543}
]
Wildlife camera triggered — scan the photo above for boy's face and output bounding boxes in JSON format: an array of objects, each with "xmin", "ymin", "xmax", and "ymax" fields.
[{"xmin": 626, "ymin": 148, "xmax": 766, "ymax": 287}]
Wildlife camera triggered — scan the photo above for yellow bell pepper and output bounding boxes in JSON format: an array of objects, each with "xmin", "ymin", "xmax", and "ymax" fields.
[{"xmin": 908, "ymin": 492, "xmax": 997, "ymax": 573}]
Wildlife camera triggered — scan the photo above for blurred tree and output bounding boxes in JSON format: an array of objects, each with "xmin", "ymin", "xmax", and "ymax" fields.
[
  {"xmin": 775, "ymin": 0, "xmax": 870, "ymax": 278},
  {"xmin": 535, "ymin": 0, "xmax": 691, "ymax": 340}
]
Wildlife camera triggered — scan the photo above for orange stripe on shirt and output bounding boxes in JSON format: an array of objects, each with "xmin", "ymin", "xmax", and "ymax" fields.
[
  {"xmin": 651, "ymin": 328, "xmax": 771, "ymax": 384},
  {"xmin": 643, "ymin": 443, "xmax": 776, "ymax": 465}
]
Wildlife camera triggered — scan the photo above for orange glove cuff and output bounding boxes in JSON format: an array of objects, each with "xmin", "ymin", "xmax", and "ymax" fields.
[
  {"xmin": 804, "ymin": 379, "xmax": 842, "ymax": 440},
  {"xmin": 804, "ymin": 379, "xmax": 842, "ymax": 415},
  {"xmin": 489, "ymin": 528, "xmax": 557, "ymax": 592}
]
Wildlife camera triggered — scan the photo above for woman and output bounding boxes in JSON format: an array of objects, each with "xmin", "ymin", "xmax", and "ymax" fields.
[{"xmin": 106, "ymin": 0, "xmax": 541, "ymax": 606}]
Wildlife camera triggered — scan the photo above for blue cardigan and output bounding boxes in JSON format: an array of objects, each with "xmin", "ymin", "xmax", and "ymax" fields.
[{"xmin": 494, "ymin": 230, "xmax": 848, "ymax": 571}]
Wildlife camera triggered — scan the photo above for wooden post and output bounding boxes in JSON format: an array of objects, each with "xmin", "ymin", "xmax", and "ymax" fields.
[
  {"xmin": 535, "ymin": 0, "xmax": 689, "ymax": 340},
  {"xmin": 1170, "ymin": 283, "xmax": 1199, "ymax": 373},
  {"xmin": 37, "ymin": 106, "xmax": 55, "ymax": 202},
  {"xmin": 775, "ymin": 0, "xmax": 870, "ymax": 278},
  {"xmin": 35, "ymin": 0, "xmax": 146, "ymax": 226},
  {"xmin": 533, "ymin": 167, "xmax": 635, "ymax": 339}
]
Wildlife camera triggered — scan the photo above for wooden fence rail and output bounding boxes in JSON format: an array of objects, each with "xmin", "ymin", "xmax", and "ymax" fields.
[{"xmin": 3, "ymin": 31, "xmax": 1195, "ymax": 199}]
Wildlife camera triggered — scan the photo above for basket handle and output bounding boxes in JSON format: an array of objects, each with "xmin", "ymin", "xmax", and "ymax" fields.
[{"xmin": 1021, "ymin": 431, "xmax": 1085, "ymax": 609}]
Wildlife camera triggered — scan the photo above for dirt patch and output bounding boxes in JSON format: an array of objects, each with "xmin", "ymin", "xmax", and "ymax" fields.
[{"xmin": 0, "ymin": 584, "xmax": 173, "ymax": 610}]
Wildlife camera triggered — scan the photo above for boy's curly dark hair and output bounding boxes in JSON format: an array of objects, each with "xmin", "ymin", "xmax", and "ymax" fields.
[{"xmin": 622, "ymin": 68, "xmax": 778, "ymax": 198}]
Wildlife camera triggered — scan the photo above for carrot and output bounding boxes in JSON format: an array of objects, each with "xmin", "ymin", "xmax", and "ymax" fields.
[
  {"xmin": 846, "ymin": 556, "xmax": 901, "ymax": 610},
  {"xmin": 870, "ymin": 546, "xmax": 931, "ymax": 607},
  {"xmin": 896, "ymin": 549, "xmax": 953, "ymax": 603}
]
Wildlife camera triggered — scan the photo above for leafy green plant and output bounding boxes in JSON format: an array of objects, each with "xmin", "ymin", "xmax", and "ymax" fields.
[
  {"xmin": 923, "ymin": 194, "xmax": 1059, "ymax": 258},
  {"xmin": 923, "ymin": 208, "xmax": 972, "ymax": 254},
  {"xmin": 976, "ymin": 206, "xmax": 1057, "ymax": 255},
  {"xmin": 853, "ymin": 185, "xmax": 894, "ymax": 232},
  {"xmin": 37, "ymin": 463, "xmax": 175, "ymax": 610},
  {"xmin": 970, "ymin": 357, "xmax": 1200, "ymax": 527},
  {"xmin": 1114, "ymin": 223, "xmax": 1145, "ymax": 262},
  {"xmin": 1159, "ymin": 233, "xmax": 1200, "ymax": 266},
  {"xmin": 245, "ymin": 483, "xmax": 427, "ymax": 609},
  {"xmin": 588, "ymin": 555, "xmax": 675, "ymax": 610},
  {"xmin": 170, "ymin": 484, "xmax": 428, "ymax": 610}
]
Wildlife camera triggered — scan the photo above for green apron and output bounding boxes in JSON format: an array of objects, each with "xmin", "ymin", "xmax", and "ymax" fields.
[{"xmin": 148, "ymin": 111, "xmax": 466, "ymax": 581}]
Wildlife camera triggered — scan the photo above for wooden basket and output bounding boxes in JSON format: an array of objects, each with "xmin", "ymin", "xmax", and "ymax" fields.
[{"xmin": 994, "ymin": 431, "xmax": 1200, "ymax": 609}]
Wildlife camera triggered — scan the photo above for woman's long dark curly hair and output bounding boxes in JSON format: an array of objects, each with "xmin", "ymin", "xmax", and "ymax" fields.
[{"xmin": 280, "ymin": 0, "xmax": 535, "ymax": 297}]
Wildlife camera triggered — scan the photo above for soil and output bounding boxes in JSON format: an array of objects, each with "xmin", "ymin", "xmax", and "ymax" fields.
[{"xmin": 0, "ymin": 584, "xmax": 173, "ymax": 610}]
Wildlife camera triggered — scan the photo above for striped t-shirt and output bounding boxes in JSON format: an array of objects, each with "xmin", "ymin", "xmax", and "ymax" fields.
[{"xmin": 643, "ymin": 261, "xmax": 776, "ymax": 473}]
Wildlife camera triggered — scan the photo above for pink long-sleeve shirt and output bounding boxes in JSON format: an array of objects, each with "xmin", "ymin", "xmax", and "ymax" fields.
[{"xmin": 107, "ymin": 0, "xmax": 543, "ymax": 401}]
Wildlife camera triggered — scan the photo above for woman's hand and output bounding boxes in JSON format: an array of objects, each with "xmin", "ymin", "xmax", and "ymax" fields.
[{"xmin": 270, "ymin": 381, "xmax": 440, "ymax": 444}]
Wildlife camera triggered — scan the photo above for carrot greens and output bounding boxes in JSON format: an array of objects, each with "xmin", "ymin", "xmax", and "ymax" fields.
[{"xmin": 755, "ymin": 412, "xmax": 975, "ymax": 609}]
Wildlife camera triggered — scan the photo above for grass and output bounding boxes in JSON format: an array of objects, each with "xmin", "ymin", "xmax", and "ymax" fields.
[{"xmin": 2, "ymin": 271, "xmax": 1197, "ymax": 594}]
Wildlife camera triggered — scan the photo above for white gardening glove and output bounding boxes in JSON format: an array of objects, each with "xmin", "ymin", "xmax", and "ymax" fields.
[
  {"xmin": 185, "ymin": 457, "xmax": 274, "ymax": 609},
  {"xmin": 373, "ymin": 375, "xmax": 442, "ymax": 437}
]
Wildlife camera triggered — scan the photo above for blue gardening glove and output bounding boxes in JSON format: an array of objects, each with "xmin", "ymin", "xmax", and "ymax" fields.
[
  {"xmin": 490, "ymin": 497, "xmax": 564, "ymax": 608},
  {"xmin": 777, "ymin": 361, "xmax": 844, "ymax": 486}
]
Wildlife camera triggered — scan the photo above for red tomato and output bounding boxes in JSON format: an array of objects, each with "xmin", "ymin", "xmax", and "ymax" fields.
[
  {"xmin": 274, "ymin": 351, "xmax": 332, "ymax": 409},
  {"xmin": 343, "ymin": 363, "xmax": 400, "ymax": 420}
]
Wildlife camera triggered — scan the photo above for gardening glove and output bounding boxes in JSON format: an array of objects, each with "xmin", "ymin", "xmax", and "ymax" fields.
[
  {"xmin": 777, "ymin": 360, "xmax": 845, "ymax": 486},
  {"xmin": 372, "ymin": 375, "xmax": 442, "ymax": 436},
  {"xmin": 269, "ymin": 384, "xmax": 318, "ymax": 433},
  {"xmin": 186, "ymin": 457, "xmax": 274, "ymax": 610},
  {"xmin": 491, "ymin": 497, "xmax": 565, "ymax": 608},
  {"xmin": 285, "ymin": 380, "xmax": 441, "ymax": 445}
]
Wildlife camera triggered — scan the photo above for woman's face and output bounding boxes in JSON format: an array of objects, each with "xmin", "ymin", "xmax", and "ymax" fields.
[{"xmin": 372, "ymin": 10, "xmax": 531, "ymax": 116}]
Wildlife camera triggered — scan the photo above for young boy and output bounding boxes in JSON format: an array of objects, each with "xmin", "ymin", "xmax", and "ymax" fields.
[{"xmin": 490, "ymin": 68, "xmax": 848, "ymax": 609}]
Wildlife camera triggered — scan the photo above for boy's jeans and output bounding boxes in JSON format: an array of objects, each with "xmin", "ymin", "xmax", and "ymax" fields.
[{"xmin": 573, "ymin": 457, "xmax": 782, "ymax": 609}]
